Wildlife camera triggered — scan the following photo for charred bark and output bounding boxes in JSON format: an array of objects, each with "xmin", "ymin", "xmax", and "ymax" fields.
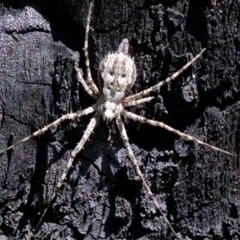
[{"xmin": 0, "ymin": 0, "xmax": 239, "ymax": 239}]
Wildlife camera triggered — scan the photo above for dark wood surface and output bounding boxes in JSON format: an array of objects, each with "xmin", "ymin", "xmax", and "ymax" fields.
[{"xmin": 0, "ymin": 0, "xmax": 239, "ymax": 239}]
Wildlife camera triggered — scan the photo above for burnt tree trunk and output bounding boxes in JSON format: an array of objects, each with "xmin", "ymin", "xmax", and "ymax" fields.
[{"xmin": 0, "ymin": 0, "xmax": 239, "ymax": 239}]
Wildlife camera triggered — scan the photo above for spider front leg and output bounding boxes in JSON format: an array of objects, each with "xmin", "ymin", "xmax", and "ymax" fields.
[
  {"xmin": 0, "ymin": 106, "xmax": 96, "ymax": 155},
  {"xmin": 35, "ymin": 112, "xmax": 100, "ymax": 232},
  {"xmin": 124, "ymin": 48, "xmax": 206, "ymax": 102},
  {"xmin": 75, "ymin": 65, "xmax": 97, "ymax": 100},
  {"xmin": 83, "ymin": 1, "xmax": 99, "ymax": 97},
  {"xmin": 123, "ymin": 96, "xmax": 154, "ymax": 107},
  {"xmin": 123, "ymin": 110, "xmax": 234, "ymax": 155},
  {"xmin": 115, "ymin": 116, "xmax": 178, "ymax": 237}
]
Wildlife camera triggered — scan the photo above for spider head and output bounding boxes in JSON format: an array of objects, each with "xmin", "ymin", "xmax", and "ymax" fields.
[
  {"xmin": 103, "ymin": 109, "xmax": 114, "ymax": 123},
  {"xmin": 99, "ymin": 100, "xmax": 123, "ymax": 123}
]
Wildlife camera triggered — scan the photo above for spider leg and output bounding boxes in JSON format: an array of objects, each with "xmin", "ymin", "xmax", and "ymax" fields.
[
  {"xmin": 125, "ymin": 48, "xmax": 206, "ymax": 102},
  {"xmin": 115, "ymin": 116, "xmax": 178, "ymax": 237},
  {"xmin": 83, "ymin": 1, "xmax": 100, "ymax": 96},
  {"xmin": 35, "ymin": 112, "xmax": 101, "ymax": 232},
  {"xmin": 75, "ymin": 65, "xmax": 97, "ymax": 100},
  {"xmin": 124, "ymin": 110, "xmax": 234, "ymax": 155},
  {"xmin": 0, "ymin": 105, "xmax": 96, "ymax": 155},
  {"xmin": 123, "ymin": 96, "xmax": 154, "ymax": 107}
]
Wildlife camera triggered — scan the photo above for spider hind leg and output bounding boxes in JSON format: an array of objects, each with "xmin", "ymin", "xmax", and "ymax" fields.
[
  {"xmin": 115, "ymin": 116, "xmax": 178, "ymax": 236},
  {"xmin": 35, "ymin": 112, "xmax": 100, "ymax": 232}
]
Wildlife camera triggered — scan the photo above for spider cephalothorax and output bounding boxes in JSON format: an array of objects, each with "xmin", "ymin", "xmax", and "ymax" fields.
[{"xmin": 0, "ymin": 1, "xmax": 233, "ymax": 237}]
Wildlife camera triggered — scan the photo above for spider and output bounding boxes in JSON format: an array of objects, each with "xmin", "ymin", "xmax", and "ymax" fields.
[{"xmin": 0, "ymin": 1, "xmax": 232, "ymax": 237}]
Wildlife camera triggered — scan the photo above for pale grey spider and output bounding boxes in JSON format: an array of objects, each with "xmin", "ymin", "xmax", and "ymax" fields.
[{"xmin": 0, "ymin": 1, "xmax": 232, "ymax": 237}]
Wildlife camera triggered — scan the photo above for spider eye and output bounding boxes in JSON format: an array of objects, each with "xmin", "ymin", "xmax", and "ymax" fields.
[
  {"xmin": 121, "ymin": 73, "xmax": 126, "ymax": 78},
  {"xmin": 110, "ymin": 70, "xmax": 114, "ymax": 76}
]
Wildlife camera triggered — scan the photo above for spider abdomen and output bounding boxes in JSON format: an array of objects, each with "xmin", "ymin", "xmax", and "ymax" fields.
[{"xmin": 98, "ymin": 39, "xmax": 136, "ymax": 102}]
